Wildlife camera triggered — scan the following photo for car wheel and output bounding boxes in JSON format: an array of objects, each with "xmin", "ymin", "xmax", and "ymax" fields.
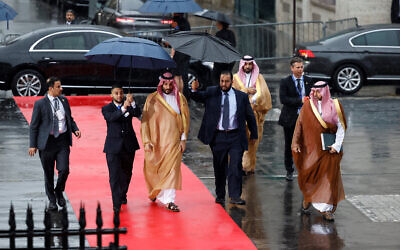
[
  {"xmin": 333, "ymin": 64, "xmax": 364, "ymax": 94},
  {"xmin": 11, "ymin": 70, "xmax": 46, "ymax": 96}
]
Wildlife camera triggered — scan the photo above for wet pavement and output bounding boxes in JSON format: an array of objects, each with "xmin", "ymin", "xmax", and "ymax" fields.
[{"xmin": 1, "ymin": 0, "xmax": 400, "ymax": 249}]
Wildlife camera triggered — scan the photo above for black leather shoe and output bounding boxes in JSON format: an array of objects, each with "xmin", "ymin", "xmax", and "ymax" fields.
[
  {"xmin": 55, "ymin": 192, "xmax": 66, "ymax": 207},
  {"xmin": 230, "ymin": 198, "xmax": 246, "ymax": 205},
  {"xmin": 215, "ymin": 197, "xmax": 225, "ymax": 205},
  {"xmin": 285, "ymin": 172, "xmax": 293, "ymax": 181},
  {"xmin": 48, "ymin": 201, "xmax": 58, "ymax": 211}
]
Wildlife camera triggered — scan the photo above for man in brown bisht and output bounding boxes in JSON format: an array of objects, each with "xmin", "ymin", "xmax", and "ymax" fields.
[
  {"xmin": 292, "ymin": 81, "xmax": 347, "ymax": 221},
  {"xmin": 141, "ymin": 72, "xmax": 190, "ymax": 212},
  {"xmin": 233, "ymin": 55, "xmax": 272, "ymax": 175}
]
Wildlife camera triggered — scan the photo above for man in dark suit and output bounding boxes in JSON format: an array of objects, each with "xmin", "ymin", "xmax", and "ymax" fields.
[
  {"xmin": 102, "ymin": 85, "xmax": 141, "ymax": 212},
  {"xmin": 191, "ymin": 71, "xmax": 258, "ymax": 206},
  {"xmin": 278, "ymin": 57, "xmax": 313, "ymax": 181},
  {"xmin": 29, "ymin": 77, "xmax": 81, "ymax": 211}
]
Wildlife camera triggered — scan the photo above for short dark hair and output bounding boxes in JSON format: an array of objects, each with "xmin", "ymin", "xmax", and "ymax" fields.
[
  {"xmin": 220, "ymin": 70, "xmax": 233, "ymax": 81},
  {"xmin": 66, "ymin": 9, "xmax": 75, "ymax": 15},
  {"xmin": 111, "ymin": 84, "xmax": 123, "ymax": 92},
  {"xmin": 290, "ymin": 57, "xmax": 304, "ymax": 66},
  {"xmin": 47, "ymin": 77, "xmax": 61, "ymax": 88}
]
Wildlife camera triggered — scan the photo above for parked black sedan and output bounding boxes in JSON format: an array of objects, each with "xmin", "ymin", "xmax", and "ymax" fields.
[
  {"xmin": 0, "ymin": 25, "xmax": 172, "ymax": 96},
  {"xmin": 296, "ymin": 24, "xmax": 400, "ymax": 94}
]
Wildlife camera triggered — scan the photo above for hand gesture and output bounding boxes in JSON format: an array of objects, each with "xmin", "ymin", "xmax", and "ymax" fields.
[
  {"xmin": 74, "ymin": 130, "xmax": 81, "ymax": 138},
  {"xmin": 179, "ymin": 140, "xmax": 186, "ymax": 153},
  {"xmin": 28, "ymin": 147, "xmax": 37, "ymax": 156},
  {"xmin": 247, "ymin": 88, "xmax": 257, "ymax": 95},
  {"xmin": 328, "ymin": 146, "xmax": 337, "ymax": 154},
  {"xmin": 292, "ymin": 145, "xmax": 301, "ymax": 153},
  {"xmin": 144, "ymin": 143, "xmax": 154, "ymax": 152}
]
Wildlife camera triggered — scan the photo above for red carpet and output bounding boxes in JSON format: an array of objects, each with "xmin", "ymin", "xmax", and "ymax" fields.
[{"xmin": 15, "ymin": 96, "xmax": 256, "ymax": 250}]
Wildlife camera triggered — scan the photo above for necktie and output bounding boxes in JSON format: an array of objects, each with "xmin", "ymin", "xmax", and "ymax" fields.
[
  {"xmin": 222, "ymin": 92, "xmax": 230, "ymax": 130},
  {"xmin": 296, "ymin": 79, "xmax": 302, "ymax": 96},
  {"xmin": 53, "ymin": 98, "xmax": 60, "ymax": 138},
  {"xmin": 117, "ymin": 105, "xmax": 121, "ymax": 110}
]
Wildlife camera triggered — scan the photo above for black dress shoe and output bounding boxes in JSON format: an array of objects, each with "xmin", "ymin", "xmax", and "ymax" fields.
[
  {"xmin": 215, "ymin": 197, "xmax": 225, "ymax": 205},
  {"xmin": 230, "ymin": 198, "xmax": 246, "ymax": 205},
  {"xmin": 48, "ymin": 201, "xmax": 58, "ymax": 211},
  {"xmin": 55, "ymin": 192, "xmax": 66, "ymax": 207},
  {"xmin": 285, "ymin": 172, "xmax": 293, "ymax": 181}
]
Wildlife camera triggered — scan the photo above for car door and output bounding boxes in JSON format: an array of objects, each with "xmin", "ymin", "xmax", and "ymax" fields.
[
  {"xmin": 350, "ymin": 29, "xmax": 400, "ymax": 79},
  {"xmin": 29, "ymin": 30, "xmax": 95, "ymax": 87}
]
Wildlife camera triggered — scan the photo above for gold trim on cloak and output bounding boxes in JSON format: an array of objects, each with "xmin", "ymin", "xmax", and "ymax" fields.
[
  {"xmin": 233, "ymin": 74, "xmax": 261, "ymax": 99},
  {"xmin": 154, "ymin": 92, "xmax": 188, "ymax": 138},
  {"xmin": 333, "ymin": 99, "xmax": 347, "ymax": 130},
  {"xmin": 309, "ymin": 100, "xmax": 328, "ymax": 129}
]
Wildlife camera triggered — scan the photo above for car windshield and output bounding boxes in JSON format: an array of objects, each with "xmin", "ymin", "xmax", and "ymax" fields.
[{"xmin": 120, "ymin": 0, "xmax": 145, "ymax": 10}]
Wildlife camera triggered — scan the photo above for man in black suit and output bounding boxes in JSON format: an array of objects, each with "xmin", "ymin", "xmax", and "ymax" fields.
[
  {"xmin": 29, "ymin": 77, "xmax": 81, "ymax": 211},
  {"xmin": 278, "ymin": 57, "xmax": 313, "ymax": 181},
  {"xmin": 102, "ymin": 85, "xmax": 141, "ymax": 211},
  {"xmin": 191, "ymin": 71, "xmax": 258, "ymax": 206}
]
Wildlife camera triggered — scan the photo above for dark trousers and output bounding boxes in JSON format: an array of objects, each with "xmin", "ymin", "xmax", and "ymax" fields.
[
  {"xmin": 106, "ymin": 151, "xmax": 135, "ymax": 209},
  {"xmin": 283, "ymin": 126, "xmax": 295, "ymax": 173},
  {"xmin": 210, "ymin": 130, "xmax": 244, "ymax": 199},
  {"xmin": 39, "ymin": 133, "xmax": 70, "ymax": 203}
]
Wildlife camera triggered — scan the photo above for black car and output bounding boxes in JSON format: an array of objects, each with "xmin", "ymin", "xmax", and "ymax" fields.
[
  {"xmin": 296, "ymin": 24, "xmax": 400, "ymax": 94},
  {"xmin": 0, "ymin": 25, "xmax": 167, "ymax": 96},
  {"xmin": 94, "ymin": 0, "xmax": 172, "ymax": 40}
]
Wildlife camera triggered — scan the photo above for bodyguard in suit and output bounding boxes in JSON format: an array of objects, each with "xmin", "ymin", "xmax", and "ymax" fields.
[
  {"xmin": 191, "ymin": 71, "xmax": 258, "ymax": 206},
  {"xmin": 278, "ymin": 57, "xmax": 312, "ymax": 181},
  {"xmin": 102, "ymin": 85, "xmax": 141, "ymax": 211},
  {"xmin": 29, "ymin": 77, "xmax": 81, "ymax": 211}
]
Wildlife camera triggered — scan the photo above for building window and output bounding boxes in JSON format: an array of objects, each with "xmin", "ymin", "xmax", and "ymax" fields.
[
  {"xmin": 312, "ymin": 13, "xmax": 321, "ymax": 21},
  {"xmin": 283, "ymin": 2, "xmax": 290, "ymax": 13},
  {"xmin": 297, "ymin": 7, "xmax": 302, "ymax": 18}
]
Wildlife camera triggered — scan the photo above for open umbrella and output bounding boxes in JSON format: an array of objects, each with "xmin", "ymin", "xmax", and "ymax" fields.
[
  {"xmin": 0, "ymin": 1, "xmax": 17, "ymax": 29},
  {"xmin": 164, "ymin": 31, "xmax": 240, "ymax": 63},
  {"xmin": 194, "ymin": 9, "xmax": 231, "ymax": 25},
  {"xmin": 138, "ymin": 0, "xmax": 202, "ymax": 14},
  {"xmin": 85, "ymin": 37, "xmax": 175, "ymax": 89}
]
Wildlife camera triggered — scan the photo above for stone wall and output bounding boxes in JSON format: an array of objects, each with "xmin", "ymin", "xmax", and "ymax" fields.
[
  {"xmin": 336, "ymin": 0, "xmax": 391, "ymax": 25},
  {"xmin": 195, "ymin": 0, "xmax": 235, "ymax": 11}
]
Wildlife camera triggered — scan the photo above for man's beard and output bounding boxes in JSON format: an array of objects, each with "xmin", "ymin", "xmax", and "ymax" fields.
[
  {"xmin": 113, "ymin": 98, "xmax": 123, "ymax": 104},
  {"xmin": 244, "ymin": 68, "xmax": 252, "ymax": 74},
  {"xmin": 162, "ymin": 88, "xmax": 173, "ymax": 94}
]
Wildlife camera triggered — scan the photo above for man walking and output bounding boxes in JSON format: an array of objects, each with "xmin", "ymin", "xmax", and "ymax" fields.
[
  {"xmin": 233, "ymin": 55, "xmax": 272, "ymax": 175},
  {"xmin": 102, "ymin": 85, "xmax": 141, "ymax": 212},
  {"xmin": 278, "ymin": 57, "xmax": 313, "ymax": 181},
  {"xmin": 141, "ymin": 72, "xmax": 190, "ymax": 212},
  {"xmin": 191, "ymin": 71, "xmax": 257, "ymax": 206},
  {"xmin": 292, "ymin": 81, "xmax": 347, "ymax": 221},
  {"xmin": 29, "ymin": 77, "xmax": 81, "ymax": 211}
]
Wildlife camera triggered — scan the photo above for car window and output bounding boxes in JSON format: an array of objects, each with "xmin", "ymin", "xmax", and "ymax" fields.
[
  {"xmin": 35, "ymin": 32, "xmax": 89, "ymax": 50},
  {"xmin": 92, "ymin": 32, "xmax": 119, "ymax": 44},
  {"xmin": 352, "ymin": 30, "xmax": 400, "ymax": 46},
  {"xmin": 120, "ymin": 0, "xmax": 144, "ymax": 10},
  {"xmin": 105, "ymin": 0, "xmax": 117, "ymax": 9}
]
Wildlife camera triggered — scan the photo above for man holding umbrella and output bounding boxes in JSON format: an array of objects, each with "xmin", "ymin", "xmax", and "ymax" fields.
[{"xmin": 102, "ymin": 86, "xmax": 141, "ymax": 212}]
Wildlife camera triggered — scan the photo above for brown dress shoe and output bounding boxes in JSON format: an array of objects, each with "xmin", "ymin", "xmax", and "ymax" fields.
[{"xmin": 322, "ymin": 211, "xmax": 335, "ymax": 221}]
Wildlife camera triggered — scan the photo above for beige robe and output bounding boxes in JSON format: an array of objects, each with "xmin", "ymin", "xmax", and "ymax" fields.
[
  {"xmin": 233, "ymin": 73, "xmax": 272, "ymax": 172},
  {"xmin": 141, "ymin": 92, "xmax": 190, "ymax": 199}
]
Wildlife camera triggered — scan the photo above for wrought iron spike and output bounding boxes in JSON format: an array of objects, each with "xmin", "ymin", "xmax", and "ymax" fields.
[
  {"xmin": 44, "ymin": 205, "xmax": 51, "ymax": 229},
  {"xmin": 62, "ymin": 205, "xmax": 69, "ymax": 229},
  {"xmin": 79, "ymin": 203, "xmax": 86, "ymax": 229},
  {"xmin": 26, "ymin": 204, "xmax": 34, "ymax": 229},
  {"xmin": 113, "ymin": 209, "xmax": 120, "ymax": 228},
  {"xmin": 96, "ymin": 202, "xmax": 103, "ymax": 228},
  {"xmin": 9, "ymin": 203, "xmax": 16, "ymax": 230}
]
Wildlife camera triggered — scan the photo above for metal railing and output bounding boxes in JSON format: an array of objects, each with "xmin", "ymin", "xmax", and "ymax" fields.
[
  {"xmin": 127, "ymin": 17, "xmax": 358, "ymax": 62},
  {"xmin": 0, "ymin": 203, "xmax": 127, "ymax": 249}
]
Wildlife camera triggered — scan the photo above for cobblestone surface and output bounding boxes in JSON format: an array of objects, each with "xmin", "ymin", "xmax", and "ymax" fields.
[{"xmin": 348, "ymin": 195, "xmax": 400, "ymax": 222}]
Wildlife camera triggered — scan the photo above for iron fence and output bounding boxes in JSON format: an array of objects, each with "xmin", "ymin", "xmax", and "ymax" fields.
[
  {"xmin": 127, "ymin": 17, "xmax": 358, "ymax": 62},
  {"xmin": 0, "ymin": 203, "xmax": 127, "ymax": 249}
]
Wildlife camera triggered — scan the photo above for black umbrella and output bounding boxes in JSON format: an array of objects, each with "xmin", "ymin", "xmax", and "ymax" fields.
[
  {"xmin": 164, "ymin": 31, "xmax": 240, "ymax": 63},
  {"xmin": 194, "ymin": 9, "xmax": 231, "ymax": 25}
]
